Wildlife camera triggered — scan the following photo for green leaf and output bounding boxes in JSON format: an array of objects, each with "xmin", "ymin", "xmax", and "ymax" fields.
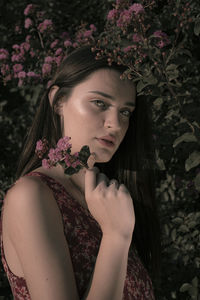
[
  {"xmin": 78, "ymin": 145, "xmax": 91, "ymax": 165},
  {"xmin": 194, "ymin": 20, "xmax": 200, "ymax": 36},
  {"xmin": 194, "ymin": 173, "xmax": 200, "ymax": 191},
  {"xmin": 185, "ymin": 151, "xmax": 200, "ymax": 171},
  {"xmin": 180, "ymin": 283, "xmax": 192, "ymax": 292},
  {"xmin": 173, "ymin": 132, "xmax": 197, "ymax": 148}
]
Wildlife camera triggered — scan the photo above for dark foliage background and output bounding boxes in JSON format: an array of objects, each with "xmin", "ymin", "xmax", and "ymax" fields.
[{"xmin": 0, "ymin": 0, "xmax": 199, "ymax": 299}]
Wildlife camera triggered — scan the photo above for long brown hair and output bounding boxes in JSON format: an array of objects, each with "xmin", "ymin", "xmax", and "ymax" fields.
[{"xmin": 16, "ymin": 45, "xmax": 161, "ymax": 277}]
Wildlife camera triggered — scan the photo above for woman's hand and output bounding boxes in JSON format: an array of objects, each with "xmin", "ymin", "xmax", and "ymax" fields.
[{"xmin": 85, "ymin": 167, "xmax": 135, "ymax": 241}]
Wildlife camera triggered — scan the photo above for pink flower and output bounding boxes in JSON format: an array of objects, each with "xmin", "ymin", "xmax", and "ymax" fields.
[
  {"xmin": 64, "ymin": 153, "xmax": 80, "ymax": 168},
  {"xmin": 153, "ymin": 30, "xmax": 168, "ymax": 38},
  {"xmin": 30, "ymin": 50, "xmax": 35, "ymax": 57},
  {"xmin": 24, "ymin": 18, "xmax": 33, "ymax": 29},
  {"xmin": 35, "ymin": 138, "xmax": 49, "ymax": 158},
  {"xmin": 107, "ymin": 9, "xmax": 118, "ymax": 20},
  {"xmin": 153, "ymin": 30, "xmax": 170, "ymax": 48},
  {"xmin": 48, "ymin": 148, "xmax": 62, "ymax": 163},
  {"xmin": 44, "ymin": 56, "xmax": 54, "ymax": 63},
  {"xmin": 0, "ymin": 49, "xmax": 9, "ymax": 60},
  {"xmin": 42, "ymin": 63, "xmax": 52, "ymax": 76},
  {"xmin": 55, "ymin": 48, "xmax": 62, "ymax": 56},
  {"xmin": 64, "ymin": 40, "xmax": 72, "ymax": 47},
  {"xmin": 57, "ymin": 136, "xmax": 71, "ymax": 151},
  {"xmin": 1, "ymin": 64, "xmax": 10, "ymax": 76},
  {"xmin": 129, "ymin": 3, "xmax": 144, "ymax": 15},
  {"xmin": 123, "ymin": 46, "xmax": 133, "ymax": 53},
  {"xmin": 90, "ymin": 24, "xmax": 97, "ymax": 31},
  {"xmin": 21, "ymin": 42, "xmax": 30, "ymax": 52},
  {"xmin": 117, "ymin": 10, "xmax": 132, "ymax": 28},
  {"xmin": 24, "ymin": 4, "xmax": 34, "ymax": 16},
  {"xmin": 42, "ymin": 158, "xmax": 51, "ymax": 169},
  {"xmin": 18, "ymin": 71, "xmax": 26, "ymax": 78},
  {"xmin": 84, "ymin": 30, "xmax": 92, "ymax": 38},
  {"xmin": 38, "ymin": 19, "xmax": 53, "ymax": 33},
  {"xmin": 13, "ymin": 64, "xmax": 23, "ymax": 73},
  {"xmin": 25, "ymin": 35, "xmax": 31, "ymax": 43},
  {"xmin": 12, "ymin": 44, "xmax": 20, "ymax": 50},
  {"xmin": 132, "ymin": 33, "xmax": 141, "ymax": 42},
  {"xmin": 72, "ymin": 42, "xmax": 78, "ymax": 48},
  {"xmin": 50, "ymin": 39, "xmax": 59, "ymax": 49},
  {"xmin": 27, "ymin": 71, "xmax": 39, "ymax": 78},
  {"xmin": 11, "ymin": 54, "xmax": 24, "ymax": 62},
  {"xmin": 55, "ymin": 55, "xmax": 62, "ymax": 66}
]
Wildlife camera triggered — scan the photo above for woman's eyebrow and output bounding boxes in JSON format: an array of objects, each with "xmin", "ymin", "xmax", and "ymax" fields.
[{"xmin": 88, "ymin": 90, "xmax": 136, "ymax": 107}]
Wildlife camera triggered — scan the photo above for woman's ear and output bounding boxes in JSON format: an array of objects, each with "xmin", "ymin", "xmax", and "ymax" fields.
[{"xmin": 48, "ymin": 85, "xmax": 63, "ymax": 115}]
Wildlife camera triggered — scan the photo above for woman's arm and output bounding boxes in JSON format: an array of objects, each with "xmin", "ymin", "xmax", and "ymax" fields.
[{"xmin": 83, "ymin": 234, "xmax": 130, "ymax": 300}]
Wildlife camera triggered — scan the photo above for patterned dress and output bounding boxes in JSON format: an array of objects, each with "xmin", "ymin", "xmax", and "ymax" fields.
[{"xmin": 0, "ymin": 172, "xmax": 155, "ymax": 299}]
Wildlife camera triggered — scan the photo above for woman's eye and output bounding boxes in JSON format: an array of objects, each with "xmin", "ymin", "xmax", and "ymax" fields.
[
  {"xmin": 121, "ymin": 110, "xmax": 132, "ymax": 117},
  {"xmin": 93, "ymin": 100, "xmax": 107, "ymax": 109}
]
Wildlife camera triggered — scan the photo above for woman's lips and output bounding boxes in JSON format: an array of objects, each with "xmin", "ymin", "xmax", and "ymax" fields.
[{"xmin": 96, "ymin": 138, "xmax": 115, "ymax": 148}]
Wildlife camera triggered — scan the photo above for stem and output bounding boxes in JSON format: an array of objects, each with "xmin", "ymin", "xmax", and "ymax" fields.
[{"xmin": 37, "ymin": 30, "xmax": 45, "ymax": 49}]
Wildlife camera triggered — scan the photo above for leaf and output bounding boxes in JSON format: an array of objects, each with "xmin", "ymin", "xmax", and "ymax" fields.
[
  {"xmin": 171, "ymin": 228, "xmax": 176, "ymax": 241},
  {"xmin": 180, "ymin": 283, "xmax": 192, "ymax": 292},
  {"xmin": 192, "ymin": 277, "xmax": 198, "ymax": 288},
  {"xmin": 194, "ymin": 173, "xmax": 200, "ymax": 191},
  {"xmin": 194, "ymin": 20, "xmax": 200, "ymax": 36},
  {"xmin": 185, "ymin": 151, "xmax": 200, "ymax": 171},
  {"xmin": 173, "ymin": 132, "xmax": 197, "ymax": 148},
  {"xmin": 78, "ymin": 145, "xmax": 91, "ymax": 165}
]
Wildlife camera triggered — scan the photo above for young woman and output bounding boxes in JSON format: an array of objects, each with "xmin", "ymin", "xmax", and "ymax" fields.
[{"xmin": 1, "ymin": 46, "xmax": 161, "ymax": 300}]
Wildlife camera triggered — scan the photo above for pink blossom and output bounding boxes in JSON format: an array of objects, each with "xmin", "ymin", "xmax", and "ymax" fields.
[
  {"xmin": 55, "ymin": 55, "xmax": 62, "ymax": 66},
  {"xmin": 25, "ymin": 35, "xmax": 31, "ymax": 43},
  {"xmin": 35, "ymin": 138, "xmax": 49, "ymax": 158},
  {"xmin": 107, "ymin": 9, "xmax": 118, "ymax": 20},
  {"xmin": 4, "ymin": 74, "xmax": 12, "ymax": 82},
  {"xmin": 13, "ymin": 64, "xmax": 23, "ymax": 73},
  {"xmin": 21, "ymin": 42, "xmax": 30, "ymax": 52},
  {"xmin": 90, "ymin": 24, "xmax": 97, "ymax": 31},
  {"xmin": 57, "ymin": 136, "xmax": 71, "ymax": 151},
  {"xmin": 24, "ymin": 18, "xmax": 33, "ymax": 29},
  {"xmin": 132, "ymin": 33, "xmax": 141, "ymax": 42},
  {"xmin": 123, "ymin": 46, "xmax": 133, "ymax": 53},
  {"xmin": 42, "ymin": 63, "xmax": 52, "ymax": 76},
  {"xmin": 55, "ymin": 48, "xmax": 62, "ymax": 56},
  {"xmin": 61, "ymin": 31, "xmax": 70, "ymax": 39},
  {"xmin": 12, "ymin": 44, "xmax": 20, "ymax": 50},
  {"xmin": 84, "ymin": 30, "xmax": 92, "ymax": 38},
  {"xmin": 64, "ymin": 153, "xmax": 80, "ymax": 168},
  {"xmin": 72, "ymin": 42, "xmax": 78, "ymax": 48},
  {"xmin": 153, "ymin": 30, "xmax": 168, "ymax": 38},
  {"xmin": 0, "ymin": 49, "xmax": 9, "ymax": 60},
  {"xmin": 18, "ymin": 71, "xmax": 26, "ymax": 78},
  {"xmin": 18, "ymin": 79, "xmax": 24, "ymax": 87},
  {"xmin": 50, "ymin": 39, "xmax": 59, "ymax": 49},
  {"xmin": 42, "ymin": 158, "xmax": 51, "ymax": 169},
  {"xmin": 15, "ymin": 25, "xmax": 21, "ymax": 33},
  {"xmin": 30, "ymin": 50, "xmax": 35, "ymax": 57},
  {"xmin": 117, "ymin": 10, "xmax": 132, "ymax": 28},
  {"xmin": 45, "ymin": 56, "xmax": 54, "ymax": 63},
  {"xmin": 27, "ymin": 71, "xmax": 39, "ymax": 78},
  {"xmin": 64, "ymin": 40, "xmax": 72, "ymax": 47},
  {"xmin": 24, "ymin": 4, "xmax": 34, "ymax": 16},
  {"xmin": 1, "ymin": 64, "xmax": 10, "ymax": 76},
  {"xmin": 48, "ymin": 148, "xmax": 62, "ymax": 163},
  {"xmin": 129, "ymin": 3, "xmax": 144, "ymax": 15},
  {"xmin": 38, "ymin": 19, "xmax": 53, "ymax": 33},
  {"xmin": 11, "ymin": 53, "xmax": 24, "ymax": 62}
]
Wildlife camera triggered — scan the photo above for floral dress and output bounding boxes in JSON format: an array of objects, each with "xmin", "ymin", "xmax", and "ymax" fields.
[{"xmin": 0, "ymin": 172, "xmax": 155, "ymax": 299}]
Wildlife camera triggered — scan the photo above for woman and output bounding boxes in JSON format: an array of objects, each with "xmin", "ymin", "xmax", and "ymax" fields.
[{"xmin": 1, "ymin": 46, "xmax": 160, "ymax": 299}]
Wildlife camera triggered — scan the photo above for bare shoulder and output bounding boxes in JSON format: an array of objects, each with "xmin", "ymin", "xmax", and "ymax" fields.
[{"xmin": 4, "ymin": 175, "xmax": 62, "ymax": 241}]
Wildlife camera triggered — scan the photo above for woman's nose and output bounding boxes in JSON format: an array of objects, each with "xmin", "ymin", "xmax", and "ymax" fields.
[{"xmin": 104, "ymin": 110, "xmax": 121, "ymax": 131}]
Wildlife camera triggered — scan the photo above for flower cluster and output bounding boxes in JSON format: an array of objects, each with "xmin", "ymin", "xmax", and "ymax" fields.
[
  {"xmin": 35, "ymin": 136, "xmax": 91, "ymax": 176},
  {"xmin": 0, "ymin": 3, "xmax": 98, "ymax": 87}
]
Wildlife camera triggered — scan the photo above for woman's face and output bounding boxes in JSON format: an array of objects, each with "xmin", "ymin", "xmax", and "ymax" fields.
[{"xmin": 60, "ymin": 68, "xmax": 136, "ymax": 163}]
